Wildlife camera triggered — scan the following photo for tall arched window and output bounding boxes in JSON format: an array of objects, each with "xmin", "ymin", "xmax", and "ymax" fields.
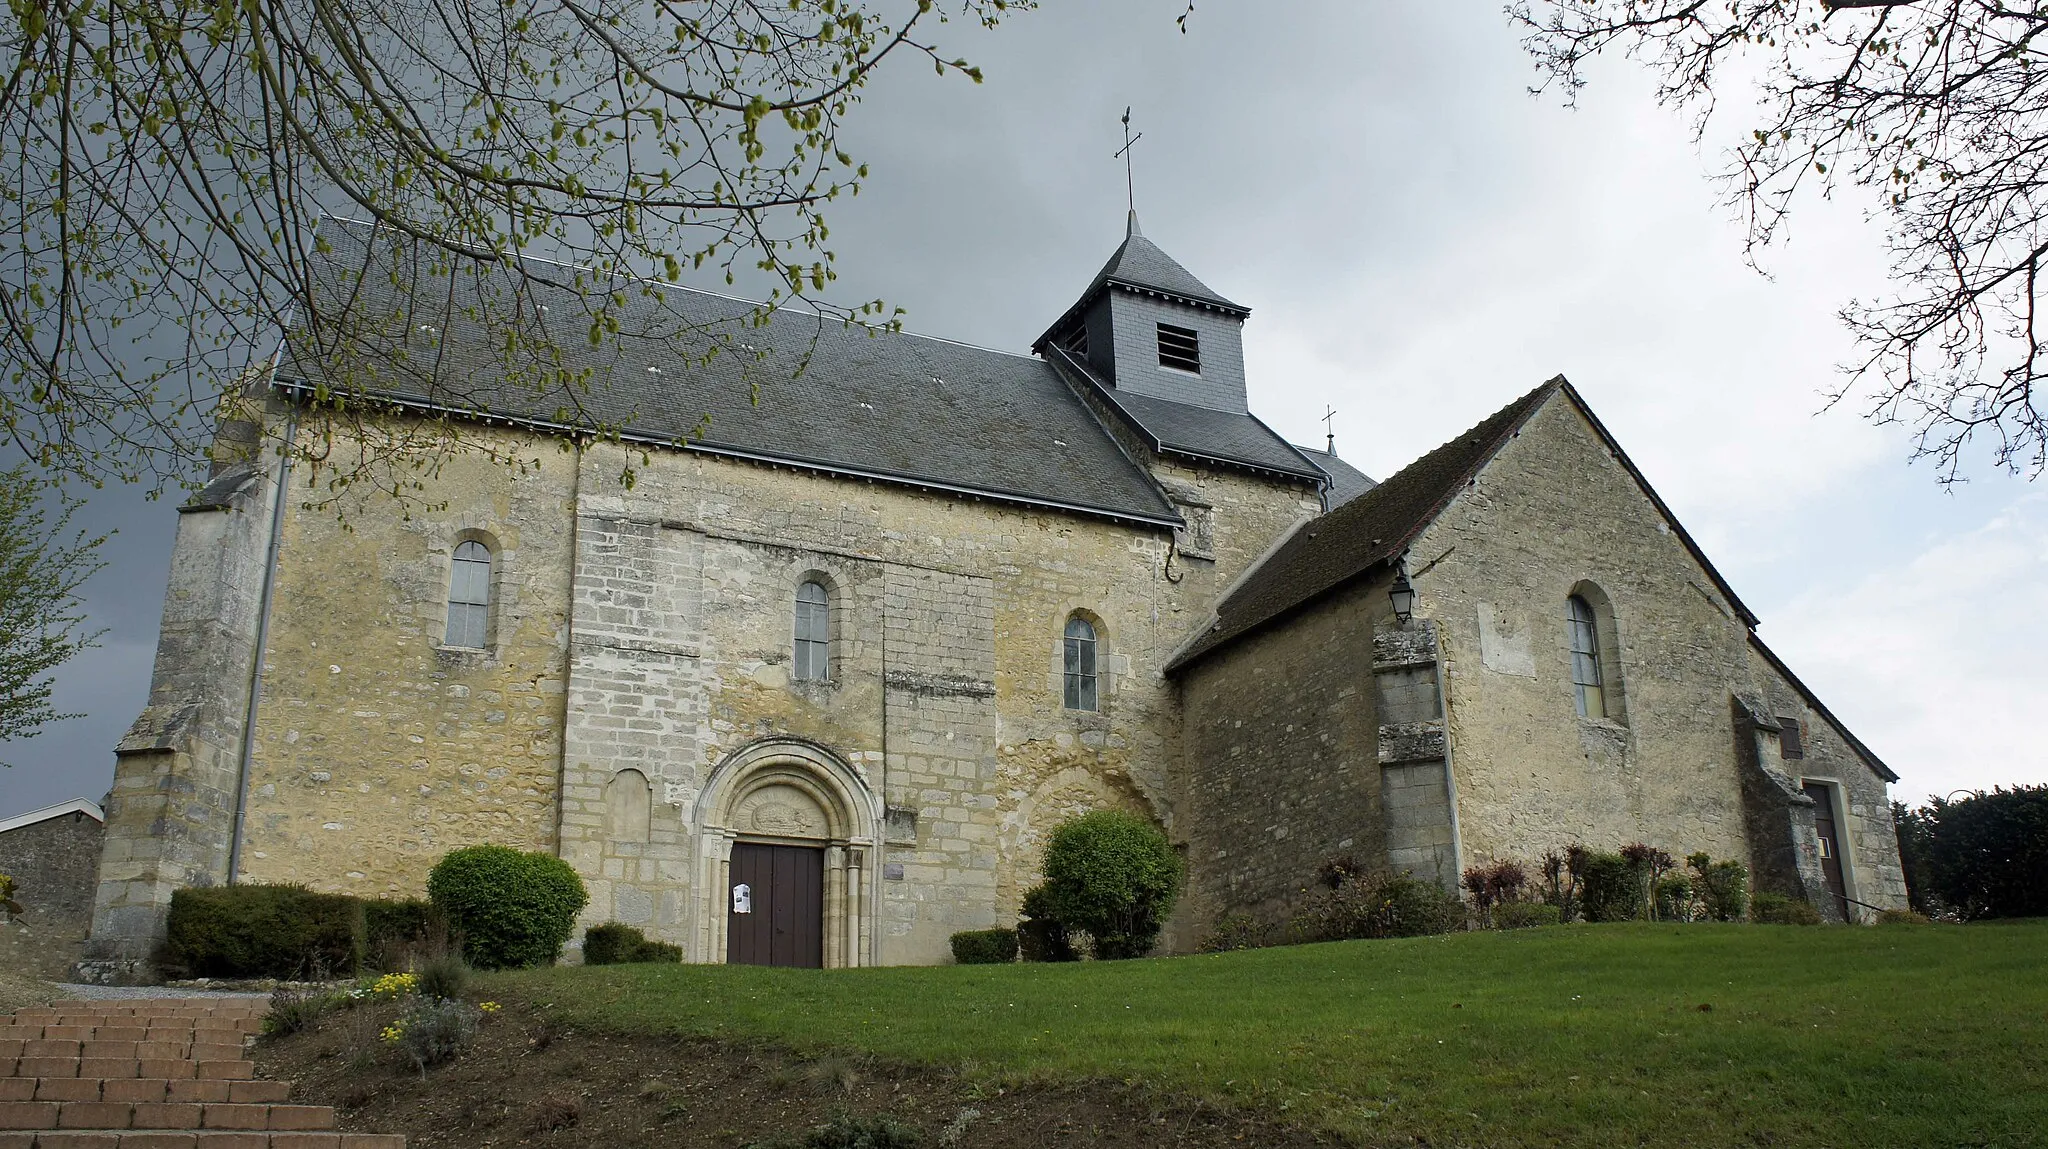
[
  {"xmin": 794, "ymin": 580, "xmax": 830, "ymax": 681},
  {"xmin": 445, "ymin": 540, "xmax": 492, "ymax": 648},
  {"xmin": 1063, "ymin": 616, "xmax": 1098, "ymax": 711},
  {"xmin": 1566, "ymin": 594, "xmax": 1606, "ymax": 719}
]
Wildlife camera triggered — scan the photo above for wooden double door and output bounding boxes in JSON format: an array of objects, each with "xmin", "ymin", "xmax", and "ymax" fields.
[{"xmin": 727, "ymin": 842, "xmax": 825, "ymax": 968}]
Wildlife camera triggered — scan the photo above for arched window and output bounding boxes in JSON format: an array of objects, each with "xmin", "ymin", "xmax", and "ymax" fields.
[
  {"xmin": 1063, "ymin": 616, "xmax": 1098, "ymax": 711},
  {"xmin": 1566, "ymin": 594, "xmax": 1606, "ymax": 719},
  {"xmin": 445, "ymin": 540, "xmax": 492, "ymax": 648},
  {"xmin": 793, "ymin": 579, "xmax": 830, "ymax": 681}
]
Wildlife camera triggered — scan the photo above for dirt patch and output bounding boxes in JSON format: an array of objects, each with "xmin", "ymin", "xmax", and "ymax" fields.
[{"xmin": 255, "ymin": 998, "xmax": 1351, "ymax": 1148}]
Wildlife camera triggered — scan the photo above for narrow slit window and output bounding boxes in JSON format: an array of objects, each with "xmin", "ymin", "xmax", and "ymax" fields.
[
  {"xmin": 1156, "ymin": 322, "xmax": 1201, "ymax": 373},
  {"xmin": 1063, "ymin": 617, "xmax": 1098, "ymax": 711},
  {"xmin": 445, "ymin": 540, "xmax": 492, "ymax": 649},
  {"xmin": 1566, "ymin": 595, "xmax": 1605, "ymax": 719},
  {"xmin": 794, "ymin": 580, "xmax": 830, "ymax": 682}
]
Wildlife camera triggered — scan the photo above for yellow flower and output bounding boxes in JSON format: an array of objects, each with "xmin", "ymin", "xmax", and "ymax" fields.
[{"xmin": 478, "ymin": 1001, "xmax": 501, "ymax": 1013}]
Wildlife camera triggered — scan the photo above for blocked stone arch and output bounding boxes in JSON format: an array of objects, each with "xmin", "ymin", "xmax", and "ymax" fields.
[
  {"xmin": 1565, "ymin": 578, "xmax": 1628, "ymax": 725},
  {"xmin": 605, "ymin": 768, "xmax": 652, "ymax": 843},
  {"xmin": 690, "ymin": 737, "xmax": 879, "ymax": 967},
  {"xmin": 995, "ymin": 764, "xmax": 1155, "ymax": 919}
]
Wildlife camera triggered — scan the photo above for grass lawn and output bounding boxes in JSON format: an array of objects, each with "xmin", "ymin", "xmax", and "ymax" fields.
[{"xmin": 493, "ymin": 921, "xmax": 2047, "ymax": 1148}]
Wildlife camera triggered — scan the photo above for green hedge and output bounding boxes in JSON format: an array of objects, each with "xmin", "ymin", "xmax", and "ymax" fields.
[
  {"xmin": 949, "ymin": 928, "xmax": 1019, "ymax": 965},
  {"xmin": 1494, "ymin": 901, "xmax": 1562, "ymax": 930},
  {"xmin": 583, "ymin": 922, "xmax": 683, "ymax": 966},
  {"xmin": 428, "ymin": 845, "xmax": 588, "ymax": 970},
  {"xmin": 1751, "ymin": 892, "xmax": 1824, "ymax": 925},
  {"xmin": 1577, "ymin": 852, "xmax": 1643, "ymax": 922},
  {"xmin": 160, "ymin": 884, "xmax": 365, "ymax": 980}
]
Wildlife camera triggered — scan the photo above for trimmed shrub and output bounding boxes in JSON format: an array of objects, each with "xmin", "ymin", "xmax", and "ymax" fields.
[
  {"xmin": 427, "ymin": 846, "xmax": 588, "ymax": 970},
  {"xmin": 1691, "ymin": 857, "xmax": 1749, "ymax": 922},
  {"xmin": 1494, "ymin": 901, "xmax": 1562, "ymax": 930},
  {"xmin": 582, "ymin": 922, "xmax": 683, "ymax": 966},
  {"xmin": 949, "ymin": 929, "xmax": 1019, "ymax": 965},
  {"xmin": 1039, "ymin": 810, "xmax": 1184, "ymax": 960},
  {"xmin": 1291, "ymin": 866, "xmax": 1467, "ymax": 942},
  {"xmin": 1199, "ymin": 912, "xmax": 1272, "ymax": 953},
  {"xmin": 1016, "ymin": 884, "xmax": 1077, "ymax": 962},
  {"xmin": 160, "ymin": 884, "xmax": 365, "ymax": 980},
  {"xmin": 1751, "ymin": 892, "xmax": 1824, "ymax": 925},
  {"xmin": 1576, "ymin": 852, "xmax": 1642, "ymax": 922}
]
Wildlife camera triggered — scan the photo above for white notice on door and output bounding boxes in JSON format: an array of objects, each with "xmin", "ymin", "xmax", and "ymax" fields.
[{"xmin": 731, "ymin": 883, "xmax": 752, "ymax": 914}]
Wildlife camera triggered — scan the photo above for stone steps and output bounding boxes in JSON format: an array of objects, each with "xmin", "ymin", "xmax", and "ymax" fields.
[{"xmin": 0, "ymin": 1000, "xmax": 403, "ymax": 1149}]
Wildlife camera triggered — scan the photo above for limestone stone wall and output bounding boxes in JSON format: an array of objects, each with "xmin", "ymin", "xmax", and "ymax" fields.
[
  {"xmin": 1411, "ymin": 394, "xmax": 1758, "ymax": 869},
  {"xmin": 1409, "ymin": 392, "xmax": 1901, "ymax": 895},
  {"xmin": 235, "ymin": 427, "xmax": 579, "ymax": 894},
  {"xmin": 1748, "ymin": 648, "xmax": 1908, "ymax": 917},
  {"xmin": 0, "ymin": 810, "xmax": 104, "ymax": 923},
  {"xmin": 1175, "ymin": 573, "xmax": 1389, "ymax": 935},
  {"xmin": 190, "ymin": 410, "xmax": 1316, "ymax": 965},
  {"xmin": 83, "ymin": 443, "xmax": 283, "ymax": 976}
]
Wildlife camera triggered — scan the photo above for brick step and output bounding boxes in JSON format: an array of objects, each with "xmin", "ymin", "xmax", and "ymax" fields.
[
  {"xmin": 0, "ymin": 1083, "xmax": 289, "ymax": 1106},
  {"xmin": 0, "ymin": 1133, "xmax": 403, "ymax": 1147},
  {"xmin": 0, "ymin": 1031, "xmax": 257, "ymax": 1048},
  {"xmin": 0, "ymin": 1101, "xmax": 334, "ymax": 1132},
  {"xmin": 0, "ymin": 1022, "xmax": 261, "ymax": 1037},
  {"xmin": 1, "ymin": 1046, "xmax": 249, "ymax": 1065},
  {"xmin": 0, "ymin": 1062, "xmax": 255, "ymax": 1083}
]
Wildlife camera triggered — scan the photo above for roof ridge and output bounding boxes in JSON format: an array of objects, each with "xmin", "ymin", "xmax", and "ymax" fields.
[
  {"xmin": 314, "ymin": 215, "xmax": 1044, "ymax": 364},
  {"xmin": 1166, "ymin": 378, "xmax": 1563, "ymax": 672}
]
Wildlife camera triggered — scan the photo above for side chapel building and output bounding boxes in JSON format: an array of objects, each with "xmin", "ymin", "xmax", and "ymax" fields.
[{"xmin": 79, "ymin": 215, "xmax": 1906, "ymax": 978}]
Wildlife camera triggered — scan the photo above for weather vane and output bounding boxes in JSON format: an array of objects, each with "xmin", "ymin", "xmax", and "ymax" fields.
[
  {"xmin": 1323, "ymin": 405, "xmax": 1337, "ymax": 454},
  {"xmin": 1115, "ymin": 107, "xmax": 1143, "ymax": 215}
]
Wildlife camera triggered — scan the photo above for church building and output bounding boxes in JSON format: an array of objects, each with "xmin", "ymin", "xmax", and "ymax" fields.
[{"xmin": 77, "ymin": 214, "xmax": 1905, "ymax": 979}]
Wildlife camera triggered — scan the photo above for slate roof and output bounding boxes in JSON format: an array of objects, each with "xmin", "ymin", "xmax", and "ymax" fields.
[
  {"xmin": 1082, "ymin": 213, "xmax": 1248, "ymax": 314},
  {"xmin": 277, "ymin": 220, "xmax": 1180, "ymax": 526},
  {"xmin": 1292, "ymin": 446, "xmax": 1377, "ymax": 508},
  {"xmin": 1168, "ymin": 380, "xmax": 1560, "ymax": 671},
  {"xmin": 1046, "ymin": 348, "xmax": 1324, "ymax": 481}
]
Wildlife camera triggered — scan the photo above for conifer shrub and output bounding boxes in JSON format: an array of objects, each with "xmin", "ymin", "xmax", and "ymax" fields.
[
  {"xmin": 583, "ymin": 922, "xmax": 685, "ymax": 965},
  {"xmin": 426, "ymin": 846, "xmax": 588, "ymax": 970},
  {"xmin": 1016, "ymin": 883, "xmax": 1079, "ymax": 962},
  {"xmin": 1655, "ymin": 874, "xmax": 1696, "ymax": 922},
  {"xmin": 1575, "ymin": 851, "xmax": 1643, "ymax": 922},
  {"xmin": 948, "ymin": 928, "xmax": 1019, "ymax": 965},
  {"xmin": 1750, "ymin": 891, "xmax": 1824, "ymax": 925},
  {"xmin": 1039, "ymin": 810, "xmax": 1184, "ymax": 960},
  {"xmin": 160, "ymin": 884, "xmax": 365, "ymax": 980}
]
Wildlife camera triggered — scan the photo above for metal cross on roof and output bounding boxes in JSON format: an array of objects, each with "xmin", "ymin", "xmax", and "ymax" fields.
[
  {"xmin": 1323, "ymin": 405, "xmax": 1337, "ymax": 454},
  {"xmin": 1115, "ymin": 107, "xmax": 1143, "ymax": 215}
]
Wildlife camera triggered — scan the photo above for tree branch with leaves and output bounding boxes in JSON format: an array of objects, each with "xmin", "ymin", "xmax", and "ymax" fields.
[
  {"xmin": 0, "ymin": 0, "xmax": 1028, "ymax": 505},
  {"xmin": 0, "ymin": 465, "xmax": 104, "ymax": 762},
  {"xmin": 1514, "ymin": 0, "xmax": 2048, "ymax": 482}
]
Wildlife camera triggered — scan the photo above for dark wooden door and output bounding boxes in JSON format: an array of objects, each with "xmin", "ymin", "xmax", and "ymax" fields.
[
  {"xmin": 727, "ymin": 843, "xmax": 824, "ymax": 968},
  {"xmin": 1803, "ymin": 782, "xmax": 1849, "ymax": 913}
]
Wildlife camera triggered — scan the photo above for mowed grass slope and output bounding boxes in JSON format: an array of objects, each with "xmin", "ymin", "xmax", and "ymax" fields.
[{"xmin": 495, "ymin": 921, "xmax": 2047, "ymax": 1148}]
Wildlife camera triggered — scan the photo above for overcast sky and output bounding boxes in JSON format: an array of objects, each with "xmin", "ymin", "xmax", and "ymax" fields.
[{"xmin": 2, "ymin": 2, "xmax": 2041, "ymax": 819}]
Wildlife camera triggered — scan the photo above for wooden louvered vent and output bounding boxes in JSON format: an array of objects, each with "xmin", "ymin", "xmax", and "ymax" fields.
[{"xmin": 1156, "ymin": 322, "xmax": 1201, "ymax": 373}]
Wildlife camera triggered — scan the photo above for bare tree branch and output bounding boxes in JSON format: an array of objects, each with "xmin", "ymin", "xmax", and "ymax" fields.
[{"xmin": 1513, "ymin": 0, "xmax": 2048, "ymax": 482}]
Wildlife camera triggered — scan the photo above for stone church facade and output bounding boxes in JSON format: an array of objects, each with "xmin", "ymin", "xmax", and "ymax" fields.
[{"xmin": 78, "ymin": 215, "xmax": 1904, "ymax": 979}]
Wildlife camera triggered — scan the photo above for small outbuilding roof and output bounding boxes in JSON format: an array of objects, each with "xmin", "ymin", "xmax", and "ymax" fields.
[{"xmin": 0, "ymin": 797, "xmax": 104, "ymax": 835}]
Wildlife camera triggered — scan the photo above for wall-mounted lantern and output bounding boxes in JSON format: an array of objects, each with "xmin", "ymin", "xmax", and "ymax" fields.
[{"xmin": 1389, "ymin": 573, "xmax": 1416, "ymax": 622}]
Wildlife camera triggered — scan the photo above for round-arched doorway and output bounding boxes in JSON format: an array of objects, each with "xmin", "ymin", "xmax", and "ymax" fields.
[{"xmin": 692, "ymin": 738, "xmax": 879, "ymax": 968}]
